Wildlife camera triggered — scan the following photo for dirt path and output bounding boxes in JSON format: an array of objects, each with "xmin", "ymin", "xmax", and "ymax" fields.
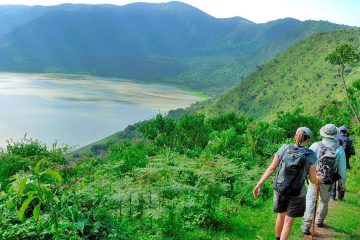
[
  {"xmin": 302, "ymin": 225, "xmax": 338, "ymax": 240},
  {"xmin": 302, "ymin": 200, "xmax": 339, "ymax": 240}
]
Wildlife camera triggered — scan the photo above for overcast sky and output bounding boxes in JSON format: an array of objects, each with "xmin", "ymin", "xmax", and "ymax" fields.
[{"xmin": 0, "ymin": 0, "xmax": 359, "ymax": 26}]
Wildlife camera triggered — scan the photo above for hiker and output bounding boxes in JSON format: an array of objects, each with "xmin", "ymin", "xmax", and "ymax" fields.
[
  {"xmin": 253, "ymin": 127, "xmax": 321, "ymax": 240},
  {"xmin": 332, "ymin": 125, "xmax": 355, "ymax": 200},
  {"xmin": 302, "ymin": 124, "xmax": 347, "ymax": 235},
  {"xmin": 338, "ymin": 125, "xmax": 355, "ymax": 169}
]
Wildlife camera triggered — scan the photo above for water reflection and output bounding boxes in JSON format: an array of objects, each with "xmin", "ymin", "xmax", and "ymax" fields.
[{"xmin": 0, "ymin": 73, "xmax": 202, "ymax": 148}]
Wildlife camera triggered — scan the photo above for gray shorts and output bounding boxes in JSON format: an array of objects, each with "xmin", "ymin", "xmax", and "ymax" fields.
[{"xmin": 273, "ymin": 191, "xmax": 306, "ymax": 217}]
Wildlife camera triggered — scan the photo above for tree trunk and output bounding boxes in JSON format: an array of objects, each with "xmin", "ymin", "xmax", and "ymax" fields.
[{"xmin": 340, "ymin": 66, "xmax": 360, "ymax": 125}]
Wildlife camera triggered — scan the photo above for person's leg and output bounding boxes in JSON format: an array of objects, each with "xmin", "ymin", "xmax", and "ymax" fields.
[
  {"xmin": 276, "ymin": 212, "xmax": 286, "ymax": 238},
  {"xmin": 346, "ymin": 157, "xmax": 351, "ymax": 169},
  {"xmin": 273, "ymin": 191, "xmax": 288, "ymax": 238},
  {"xmin": 280, "ymin": 215, "xmax": 296, "ymax": 240},
  {"xmin": 338, "ymin": 181, "xmax": 345, "ymax": 200},
  {"xmin": 316, "ymin": 184, "xmax": 332, "ymax": 225},
  {"xmin": 331, "ymin": 181, "xmax": 337, "ymax": 200},
  {"xmin": 302, "ymin": 183, "xmax": 316, "ymax": 233}
]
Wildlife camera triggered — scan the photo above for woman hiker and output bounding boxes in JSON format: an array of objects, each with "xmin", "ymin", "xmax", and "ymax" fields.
[{"xmin": 253, "ymin": 127, "xmax": 322, "ymax": 240}]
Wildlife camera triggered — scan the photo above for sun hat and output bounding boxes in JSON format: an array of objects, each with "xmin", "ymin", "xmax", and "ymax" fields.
[
  {"xmin": 320, "ymin": 124, "xmax": 339, "ymax": 139},
  {"xmin": 296, "ymin": 127, "xmax": 313, "ymax": 138}
]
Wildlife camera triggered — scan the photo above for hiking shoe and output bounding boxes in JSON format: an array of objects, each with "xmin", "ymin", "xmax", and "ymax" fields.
[
  {"xmin": 316, "ymin": 222, "xmax": 325, "ymax": 228},
  {"xmin": 301, "ymin": 225, "xmax": 311, "ymax": 235}
]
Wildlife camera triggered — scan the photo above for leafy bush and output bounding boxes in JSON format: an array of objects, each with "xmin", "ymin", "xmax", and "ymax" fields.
[
  {"xmin": 107, "ymin": 141, "xmax": 148, "ymax": 173},
  {"xmin": 140, "ymin": 113, "xmax": 211, "ymax": 157},
  {"xmin": 320, "ymin": 100, "xmax": 353, "ymax": 127},
  {"xmin": 274, "ymin": 108, "xmax": 323, "ymax": 139},
  {"xmin": 173, "ymin": 114, "xmax": 211, "ymax": 156},
  {"xmin": 207, "ymin": 112, "xmax": 252, "ymax": 133},
  {"xmin": 0, "ymin": 137, "xmax": 69, "ymax": 190}
]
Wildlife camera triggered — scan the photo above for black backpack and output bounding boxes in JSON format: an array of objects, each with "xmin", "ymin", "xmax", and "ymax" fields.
[
  {"xmin": 273, "ymin": 145, "xmax": 307, "ymax": 196},
  {"xmin": 317, "ymin": 142, "xmax": 340, "ymax": 184},
  {"xmin": 339, "ymin": 136, "xmax": 356, "ymax": 157}
]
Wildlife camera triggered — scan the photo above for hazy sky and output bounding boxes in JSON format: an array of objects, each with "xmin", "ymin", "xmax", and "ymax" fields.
[{"xmin": 0, "ymin": 0, "xmax": 359, "ymax": 26}]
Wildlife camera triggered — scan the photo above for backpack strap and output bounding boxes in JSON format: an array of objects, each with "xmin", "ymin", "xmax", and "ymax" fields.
[
  {"xmin": 317, "ymin": 141, "xmax": 325, "ymax": 150},
  {"xmin": 285, "ymin": 144, "xmax": 296, "ymax": 151},
  {"xmin": 281, "ymin": 144, "xmax": 296, "ymax": 153},
  {"xmin": 317, "ymin": 142, "xmax": 339, "ymax": 152},
  {"xmin": 330, "ymin": 143, "xmax": 340, "ymax": 152}
]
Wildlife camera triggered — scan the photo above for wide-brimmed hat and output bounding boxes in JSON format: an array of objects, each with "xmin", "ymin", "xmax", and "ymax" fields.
[
  {"xmin": 296, "ymin": 127, "xmax": 313, "ymax": 138},
  {"xmin": 320, "ymin": 124, "xmax": 339, "ymax": 139}
]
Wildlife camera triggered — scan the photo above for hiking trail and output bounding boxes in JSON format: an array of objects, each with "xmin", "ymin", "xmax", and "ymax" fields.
[{"xmin": 302, "ymin": 200, "xmax": 339, "ymax": 240}]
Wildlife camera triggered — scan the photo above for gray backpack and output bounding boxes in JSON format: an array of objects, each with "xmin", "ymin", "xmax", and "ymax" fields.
[
  {"xmin": 317, "ymin": 142, "xmax": 340, "ymax": 184},
  {"xmin": 273, "ymin": 145, "xmax": 306, "ymax": 196}
]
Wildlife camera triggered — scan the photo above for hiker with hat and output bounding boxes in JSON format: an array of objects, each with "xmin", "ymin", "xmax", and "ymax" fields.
[
  {"xmin": 253, "ymin": 127, "xmax": 321, "ymax": 240},
  {"xmin": 332, "ymin": 125, "xmax": 355, "ymax": 200},
  {"xmin": 301, "ymin": 124, "xmax": 347, "ymax": 235}
]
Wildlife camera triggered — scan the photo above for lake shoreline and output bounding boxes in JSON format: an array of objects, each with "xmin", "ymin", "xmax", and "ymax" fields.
[{"xmin": 0, "ymin": 72, "xmax": 206, "ymax": 149}]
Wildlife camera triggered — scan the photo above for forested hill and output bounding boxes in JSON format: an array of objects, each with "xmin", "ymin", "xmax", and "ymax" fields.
[
  {"xmin": 208, "ymin": 28, "xmax": 360, "ymax": 118},
  {"xmin": 0, "ymin": 2, "xmax": 350, "ymax": 95}
]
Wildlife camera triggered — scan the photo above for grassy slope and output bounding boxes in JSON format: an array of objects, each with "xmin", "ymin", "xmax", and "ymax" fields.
[{"xmin": 208, "ymin": 28, "xmax": 360, "ymax": 120}]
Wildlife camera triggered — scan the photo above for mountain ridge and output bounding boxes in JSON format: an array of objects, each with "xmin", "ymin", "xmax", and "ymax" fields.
[{"xmin": 0, "ymin": 2, "xmax": 351, "ymax": 95}]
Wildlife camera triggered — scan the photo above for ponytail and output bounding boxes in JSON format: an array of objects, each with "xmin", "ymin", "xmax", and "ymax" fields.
[{"xmin": 294, "ymin": 130, "xmax": 310, "ymax": 146}]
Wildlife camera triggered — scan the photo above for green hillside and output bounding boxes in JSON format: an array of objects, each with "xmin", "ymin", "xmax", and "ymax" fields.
[
  {"xmin": 209, "ymin": 28, "xmax": 360, "ymax": 117},
  {"xmin": 0, "ymin": 2, "xmax": 349, "ymax": 95}
]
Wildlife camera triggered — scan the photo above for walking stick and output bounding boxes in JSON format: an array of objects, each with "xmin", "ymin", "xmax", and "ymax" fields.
[{"xmin": 311, "ymin": 181, "xmax": 321, "ymax": 240}]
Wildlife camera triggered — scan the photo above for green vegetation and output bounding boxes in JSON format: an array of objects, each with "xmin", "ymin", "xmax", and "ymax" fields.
[
  {"xmin": 325, "ymin": 157, "xmax": 360, "ymax": 239},
  {"xmin": 0, "ymin": 7, "xmax": 359, "ymax": 239},
  {"xmin": 208, "ymin": 29, "xmax": 360, "ymax": 118},
  {"xmin": 326, "ymin": 44, "xmax": 360, "ymax": 124},
  {"xmin": 1, "ymin": 105, "xmax": 359, "ymax": 239},
  {"xmin": 0, "ymin": 3, "xmax": 349, "ymax": 95}
]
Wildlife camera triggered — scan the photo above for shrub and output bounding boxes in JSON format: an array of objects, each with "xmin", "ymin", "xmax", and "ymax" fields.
[
  {"xmin": 274, "ymin": 108, "xmax": 323, "ymax": 139},
  {"xmin": 107, "ymin": 141, "xmax": 148, "ymax": 173}
]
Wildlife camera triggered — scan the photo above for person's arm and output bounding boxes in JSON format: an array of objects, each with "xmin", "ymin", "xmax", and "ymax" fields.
[
  {"xmin": 308, "ymin": 164, "xmax": 317, "ymax": 184},
  {"xmin": 253, "ymin": 154, "xmax": 280, "ymax": 198},
  {"xmin": 308, "ymin": 164, "xmax": 323, "ymax": 184},
  {"xmin": 337, "ymin": 149, "xmax": 347, "ymax": 190}
]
